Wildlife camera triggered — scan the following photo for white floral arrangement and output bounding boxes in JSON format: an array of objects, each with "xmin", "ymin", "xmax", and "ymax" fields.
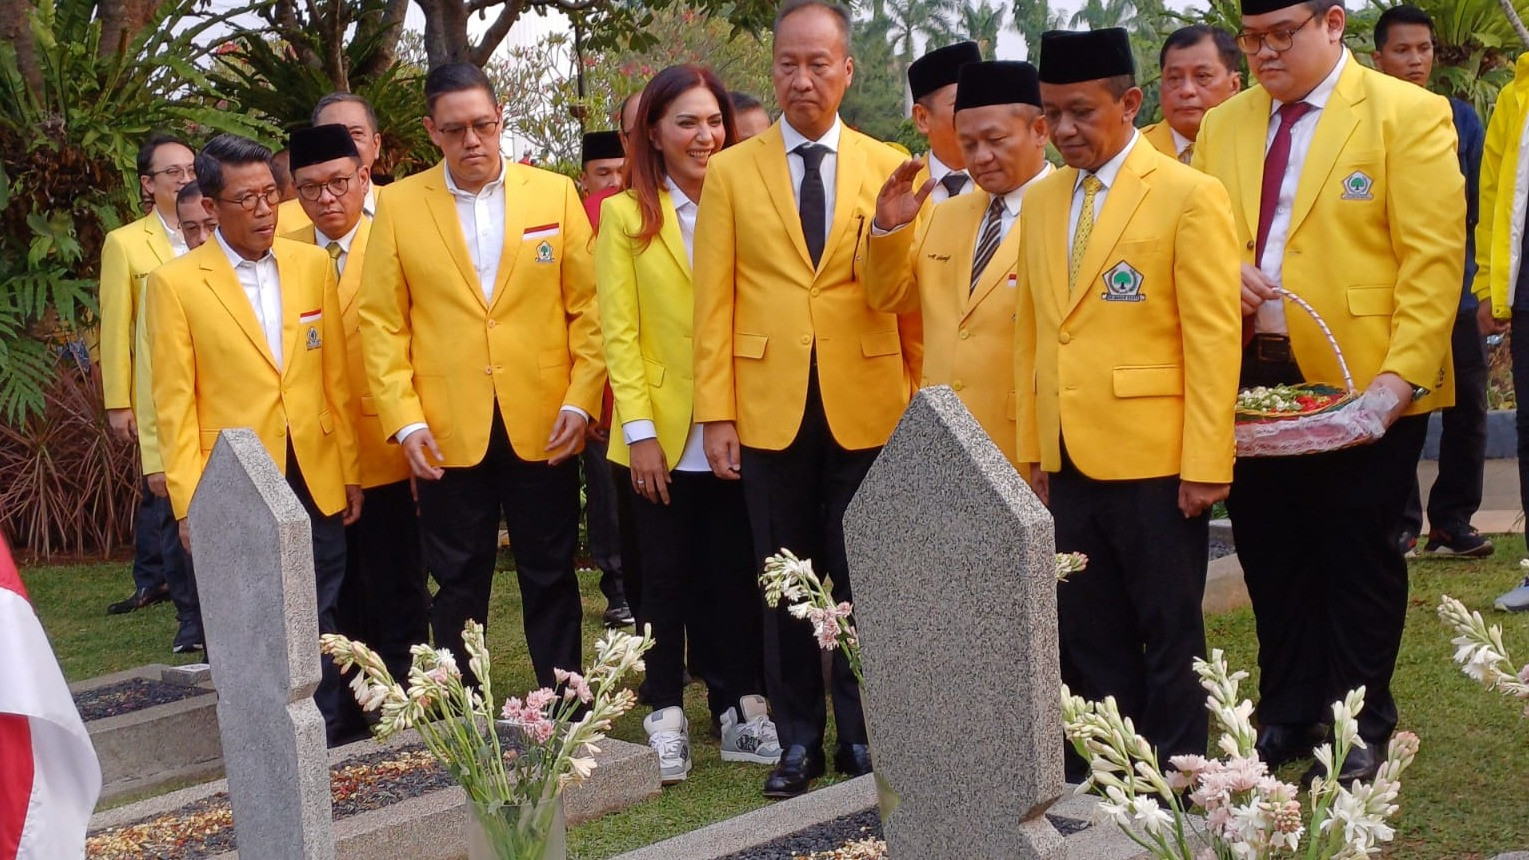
[
  {"xmin": 1062, "ymin": 649, "xmax": 1417, "ymax": 859},
  {"xmin": 1438, "ymin": 593, "xmax": 1529, "ymax": 715}
]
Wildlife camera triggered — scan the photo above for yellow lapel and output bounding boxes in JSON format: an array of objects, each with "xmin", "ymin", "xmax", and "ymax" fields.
[
  {"xmin": 421, "ymin": 163, "xmax": 487, "ymax": 311},
  {"xmin": 144, "ymin": 212, "xmax": 174, "ymax": 265},
  {"xmin": 657, "ymin": 189, "xmax": 692, "ymax": 277},
  {"xmin": 1063, "ymin": 141, "xmax": 1152, "ymax": 321},
  {"xmin": 1288, "ymin": 58, "xmax": 1364, "ymax": 240},
  {"xmin": 339, "ymin": 217, "xmax": 372, "ymax": 319},
  {"xmin": 200, "ymin": 243, "xmax": 278, "ymax": 371},
  {"xmin": 276, "ymin": 241, "xmax": 314, "ymax": 378},
  {"xmin": 940, "ymin": 194, "xmax": 982, "ymax": 318},
  {"xmin": 753, "ymin": 125, "xmax": 814, "ymax": 272},
  {"xmin": 488, "ymin": 164, "xmax": 529, "ymax": 312},
  {"xmin": 965, "ymin": 199, "xmax": 1022, "ymax": 321},
  {"xmin": 821, "ymin": 129, "xmax": 865, "ymax": 275},
  {"xmin": 1233, "ymin": 88, "xmax": 1272, "ymax": 238},
  {"xmin": 1044, "ymin": 169, "xmax": 1076, "ymax": 320}
]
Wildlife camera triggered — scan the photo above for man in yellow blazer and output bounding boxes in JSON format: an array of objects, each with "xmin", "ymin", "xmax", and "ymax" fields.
[
  {"xmin": 1016, "ymin": 28, "xmax": 1242, "ymax": 772},
  {"xmin": 284, "ymin": 124, "xmax": 428, "ymax": 717},
  {"xmin": 360, "ymin": 63, "xmax": 603, "ymax": 690},
  {"xmin": 866, "ymin": 60, "xmax": 1052, "ymax": 469},
  {"xmin": 692, "ymin": 0, "xmax": 917, "ymax": 799},
  {"xmin": 148, "ymin": 133, "xmax": 362, "ymax": 744},
  {"xmin": 1193, "ymin": 0, "xmax": 1462, "ymax": 782},
  {"xmin": 906, "ymin": 41, "xmax": 983, "ymax": 205},
  {"xmin": 100, "ymin": 133, "xmax": 196, "ymax": 617},
  {"xmin": 1138, "ymin": 26, "xmax": 1241, "ymax": 164}
]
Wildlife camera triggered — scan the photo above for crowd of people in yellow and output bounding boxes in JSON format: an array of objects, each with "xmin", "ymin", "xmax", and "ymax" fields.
[{"xmin": 96, "ymin": 0, "xmax": 1511, "ymax": 800}]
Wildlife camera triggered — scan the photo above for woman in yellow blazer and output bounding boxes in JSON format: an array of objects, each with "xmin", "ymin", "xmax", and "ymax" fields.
[{"xmin": 595, "ymin": 65, "xmax": 780, "ymax": 784}]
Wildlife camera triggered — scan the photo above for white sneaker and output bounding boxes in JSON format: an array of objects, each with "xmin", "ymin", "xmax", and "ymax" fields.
[
  {"xmin": 643, "ymin": 706, "xmax": 691, "ymax": 784},
  {"xmin": 719, "ymin": 694, "xmax": 783, "ymax": 765}
]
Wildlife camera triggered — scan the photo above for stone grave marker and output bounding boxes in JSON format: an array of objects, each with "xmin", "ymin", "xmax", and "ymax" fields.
[
  {"xmin": 188, "ymin": 429, "xmax": 335, "ymax": 859},
  {"xmin": 844, "ymin": 386, "xmax": 1064, "ymax": 859}
]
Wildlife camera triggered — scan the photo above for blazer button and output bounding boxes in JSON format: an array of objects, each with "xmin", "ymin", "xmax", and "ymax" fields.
[
  {"xmin": 810, "ymin": 287, "xmax": 821, "ymax": 297},
  {"xmin": 1245, "ymin": 240, "xmax": 1255, "ymax": 251},
  {"xmin": 484, "ymin": 365, "xmax": 493, "ymax": 375},
  {"xmin": 800, "ymin": 335, "xmax": 812, "ymax": 345},
  {"xmin": 1058, "ymin": 331, "xmax": 1072, "ymax": 344},
  {"xmin": 487, "ymin": 319, "xmax": 497, "ymax": 328},
  {"xmin": 952, "ymin": 380, "xmax": 965, "ymax": 391},
  {"xmin": 960, "ymin": 329, "xmax": 971, "ymax": 339}
]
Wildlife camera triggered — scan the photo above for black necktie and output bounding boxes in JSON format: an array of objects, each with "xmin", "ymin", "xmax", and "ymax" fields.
[
  {"xmin": 970, "ymin": 195, "xmax": 1006, "ymax": 293},
  {"xmin": 940, "ymin": 171, "xmax": 970, "ymax": 197},
  {"xmin": 795, "ymin": 143, "xmax": 828, "ymax": 268}
]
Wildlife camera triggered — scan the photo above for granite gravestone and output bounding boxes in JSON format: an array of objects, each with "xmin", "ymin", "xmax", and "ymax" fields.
[
  {"xmin": 844, "ymin": 386, "xmax": 1065, "ymax": 859},
  {"xmin": 188, "ymin": 429, "xmax": 335, "ymax": 859}
]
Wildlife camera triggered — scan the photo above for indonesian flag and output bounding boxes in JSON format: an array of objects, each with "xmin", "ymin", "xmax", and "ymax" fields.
[{"xmin": 0, "ymin": 535, "xmax": 101, "ymax": 859}]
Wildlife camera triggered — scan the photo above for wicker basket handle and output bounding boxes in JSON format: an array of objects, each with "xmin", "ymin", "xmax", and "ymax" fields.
[{"xmin": 1276, "ymin": 287, "xmax": 1356, "ymax": 393}]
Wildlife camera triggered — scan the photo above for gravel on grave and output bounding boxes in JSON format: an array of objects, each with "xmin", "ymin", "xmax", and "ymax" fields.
[
  {"xmin": 74, "ymin": 678, "xmax": 208, "ymax": 722},
  {"xmin": 86, "ymin": 746, "xmax": 452, "ymax": 859},
  {"xmin": 716, "ymin": 808, "xmax": 1090, "ymax": 860},
  {"xmin": 1209, "ymin": 539, "xmax": 1234, "ymax": 561}
]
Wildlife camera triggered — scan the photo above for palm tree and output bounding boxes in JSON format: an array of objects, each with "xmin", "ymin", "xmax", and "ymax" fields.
[
  {"xmin": 1012, "ymin": 0, "xmax": 1066, "ymax": 59},
  {"xmin": 958, "ymin": 0, "xmax": 1008, "ymax": 56},
  {"xmin": 884, "ymin": 0, "xmax": 959, "ymax": 64},
  {"xmin": 1068, "ymin": 0, "xmax": 1136, "ymax": 29}
]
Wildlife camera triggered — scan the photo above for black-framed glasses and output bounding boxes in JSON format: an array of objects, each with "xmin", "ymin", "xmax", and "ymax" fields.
[
  {"xmin": 147, "ymin": 165, "xmax": 196, "ymax": 180},
  {"xmin": 217, "ymin": 188, "xmax": 282, "ymax": 211},
  {"xmin": 1235, "ymin": 13, "xmax": 1316, "ymax": 55},
  {"xmin": 295, "ymin": 172, "xmax": 358, "ymax": 201},
  {"xmin": 436, "ymin": 118, "xmax": 501, "ymax": 142}
]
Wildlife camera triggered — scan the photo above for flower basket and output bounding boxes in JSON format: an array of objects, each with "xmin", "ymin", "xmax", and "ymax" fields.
[{"xmin": 1234, "ymin": 289, "xmax": 1391, "ymax": 458}]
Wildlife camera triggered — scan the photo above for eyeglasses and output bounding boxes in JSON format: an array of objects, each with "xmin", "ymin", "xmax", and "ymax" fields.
[
  {"xmin": 295, "ymin": 172, "xmax": 358, "ymax": 201},
  {"xmin": 1235, "ymin": 13, "xmax": 1316, "ymax": 55},
  {"xmin": 147, "ymin": 165, "xmax": 196, "ymax": 180},
  {"xmin": 217, "ymin": 188, "xmax": 282, "ymax": 211},
  {"xmin": 436, "ymin": 118, "xmax": 501, "ymax": 142}
]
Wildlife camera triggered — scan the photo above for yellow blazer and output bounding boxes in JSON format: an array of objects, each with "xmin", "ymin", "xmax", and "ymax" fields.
[
  {"xmin": 277, "ymin": 198, "xmax": 312, "ymax": 235},
  {"xmin": 148, "ymin": 237, "xmax": 359, "ymax": 519},
  {"xmin": 100, "ymin": 212, "xmax": 174, "ymax": 409},
  {"xmin": 1139, "ymin": 121, "xmax": 1179, "ymax": 159},
  {"xmin": 1194, "ymin": 55, "xmax": 1463, "ymax": 413},
  {"xmin": 865, "ymin": 189, "xmax": 1027, "ymax": 466},
  {"xmin": 360, "ymin": 161, "xmax": 603, "ymax": 466},
  {"xmin": 284, "ymin": 218, "xmax": 409, "ymax": 488},
  {"xmin": 133, "ymin": 277, "xmax": 165, "ymax": 475},
  {"xmin": 692, "ymin": 123, "xmax": 920, "ymax": 451},
  {"xmin": 1015, "ymin": 139, "xmax": 1243, "ymax": 483},
  {"xmin": 594, "ymin": 190, "xmax": 701, "ymax": 468}
]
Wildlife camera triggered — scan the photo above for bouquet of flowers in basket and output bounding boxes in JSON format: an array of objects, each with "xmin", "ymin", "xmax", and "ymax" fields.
[
  {"xmin": 1062, "ymin": 649, "xmax": 1417, "ymax": 859},
  {"xmin": 320, "ymin": 621, "xmax": 654, "ymax": 860},
  {"xmin": 1234, "ymin": 383, "xmax": 1396, "ymax": 458}
]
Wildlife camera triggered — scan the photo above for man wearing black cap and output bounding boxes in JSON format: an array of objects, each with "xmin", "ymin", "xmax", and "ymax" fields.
[
  {"xmin": 1194, "ymin": 0, "xmax": 1462, "ymax": 783},
  {"xmin": 581, "ymin": 130, "xmax": 626, "ymax": 197},
  {"xmin": 283, "ymin": 125, "xmax": 429, "ymax": 717},
  {"xmin": 866, "ymin": 60, "xmax": 1051, "ymax": 467},
  {"xmin": 907, "ymin": 41, "xmax": 983, "ymax": 205},
  {"xmin": 1015, "ymin": 27, "xmax": 1243, "ymax": 767}
]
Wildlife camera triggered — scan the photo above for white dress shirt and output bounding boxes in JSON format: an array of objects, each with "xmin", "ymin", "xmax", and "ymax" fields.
[
  {"xmin": 1255, "ymin": 50, "xmax": 1349, "ymax": 334},
  {"xmin": 1068, "ymin": 130, "xmax": 1141, "ymax": 252},
  {"xmin": 314, "ymin": 217, "xmax": 363, "ymax": 276},
  {"xmin": 215, "ymin": 229, "xmax": 283, "ymax": 369},
  {"xmin": 157, "ymin": 208, "xmax": 188, "ymax": 257},
  {"xmin": 1170, "ymin": 127, "xmax": 1194, "ymax": 162},
  {"xmin": 444, "ymin": 158, "xmax": 508, "ymax": 302},
  {"xmin": 622, "ymin": 180, "xmax": 710, "ymax": 473},
  {"xmin": 925, "ymin": 151, "xmax": 972, "ymax": 204},
  {"xmin": 362, "ymin": 184, "xmax": 377, "ymax": 219},
  {"xmin": 781, "ymin": 116, "xmax": 843, "ymax": 232}
]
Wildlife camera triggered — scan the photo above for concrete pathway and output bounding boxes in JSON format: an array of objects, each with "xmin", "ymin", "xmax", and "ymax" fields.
[{"xmin": 1416, "ymin": 459, "xmax": 1522, "ymax": 534}]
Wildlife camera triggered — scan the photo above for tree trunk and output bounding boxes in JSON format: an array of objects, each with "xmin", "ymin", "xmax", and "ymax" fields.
[
  {"xmin": 1, "ymin": 0, "xmax": 42, "ymax": 98},
  {"xmin": 97, "ymin": 0, "xmax": 168, "ymax": 58},
  {"xmin": 1499, "ymin": 0, "xmax": 1529, "ymax": 48},
  {"xmin": 415, "ymin": 0, "xmax": 474, "ymax": 66},
  {"xmin": 354, "ymin": 0, "xmax": 411, "ymax": 79}
]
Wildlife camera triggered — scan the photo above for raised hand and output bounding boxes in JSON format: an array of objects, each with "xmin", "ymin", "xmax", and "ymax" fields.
[{"xmin": 874, "ymin": 158, "xmax": 937, "ymax": 232}]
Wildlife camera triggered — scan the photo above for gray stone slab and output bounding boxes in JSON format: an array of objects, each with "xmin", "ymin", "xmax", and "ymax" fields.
[
  {"xmin": 189, "ymin": 429, "xmax": 333, "ymax": 859},
  {"xmin": 1202, "ymin": 554, "xmax": 1249, "ymax": 615},
  {"xmin": 161, "ymin": 663, "xmax": 213, "ymax": 686},
  {"xmin": 69, "ymin": 665, "xmax": 221, "ymax": 803},
  {"xmin": 844, "ymin": 387, "xmax": 1064, "ymax": 859}
]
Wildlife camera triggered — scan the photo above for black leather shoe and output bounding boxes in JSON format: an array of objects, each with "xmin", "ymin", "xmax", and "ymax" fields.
[
  {"xmin": 1255, "ymin": 723, "xmax": 1320, "ymax": 768},
  {"xmin": 107, "ymin": 584, "xmax": 170, "ymax": 615},
  {"xmin": 602, "ymin": 599, "xmax": 634, "ymax": 628},
  {"xmin": 833, "ymin": 743, "xmax": 873, "ymax": 776},
  {"xmin": 1301, "ymin": 742, "xmax": 1380, "ymax": 786},
  {"xmin": 763, "ymin": 744, "xmax": 825, "ymax": 799}
]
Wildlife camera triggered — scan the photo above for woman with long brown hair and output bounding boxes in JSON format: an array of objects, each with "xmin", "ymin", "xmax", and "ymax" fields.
[{"xmin": 594, "ymin": 64, "xmax": 779, "ymax": 784}]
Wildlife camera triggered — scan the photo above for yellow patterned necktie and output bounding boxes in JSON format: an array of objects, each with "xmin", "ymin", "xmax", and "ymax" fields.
[
  {"xmin": 1069, "ymin": 175, "xmax": 1104, "ymax": 293},
  {"xmin": 1179, "ymin": 142, "xmax": 1195, "ymax": 165},
  {"xmin": 326, "ymin": 240, "xmax": 343, "ymax": 277}
]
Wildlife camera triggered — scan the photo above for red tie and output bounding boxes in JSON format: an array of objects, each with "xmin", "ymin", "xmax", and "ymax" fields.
[{"xmin": 1255, "ymin": 101, "xmax": 1314, "ymax": 268}]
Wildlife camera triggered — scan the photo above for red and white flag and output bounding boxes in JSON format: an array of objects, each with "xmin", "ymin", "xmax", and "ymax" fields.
[{"xmin": 0, "ymin": 535, "xmax": 101, "ymax": 859}]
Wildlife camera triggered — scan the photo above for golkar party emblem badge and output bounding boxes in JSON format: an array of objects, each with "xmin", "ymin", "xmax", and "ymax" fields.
[
  {"xmin": 300, "ymin": 308, "xmax": 322, "ymax": 350},
  {"xmin": 1341, "ymin": 171, "xmax": 1374, "ymax": 200},
  {"xmin": 536, "ymin": 241, "xmax": 554, "ymax": 263},
  {"xmin": 1101, "ymin": 261, "xmax": 1146, "ymax": 302}
]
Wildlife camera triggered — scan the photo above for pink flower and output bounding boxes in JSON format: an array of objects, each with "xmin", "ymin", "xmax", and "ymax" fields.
[
  {"xmin": 526, "ymin": 688, "xmax": 557, "ymax": 713},
  {"xmin": 555, "ymin": 669, "xmax": 594, "ymax": 703}
]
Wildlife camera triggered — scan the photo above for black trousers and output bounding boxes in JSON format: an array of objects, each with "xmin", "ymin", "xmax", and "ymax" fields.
[
  {"xmin": 131, "ymin": 475, "xmax": 172, "ymax": 592},
  {"xmin": 337, "ymin": 479, "xmax": 429, "ymax": 684},
  {"xmin": 1404, "ymin": 309, "xmax": 1488, "ymax": 535},
  {"xmin": 581, "ymin": 440, "xmax": 626, "ymax": 604},
  {"xmin": 740, "ymin": 374, "xmax": 877, "ymax": 751},
  {"xmin": 611, "ymin": 463, "xmax": 645, "ymax": 618},
  {"xmin": 1050, "ymin": 456, "xmax": 1209, "ymax": 762},
  {"xmin": 1229, "ymin": 414, "xmax": 1428, "ymax": 744},
  {"xmin": 282, "ymin": 449, "xmax": 348, "ymax": 743},
  {"xmin": 631, "ymin": 470, "xmax": 763, "ymax": 715},
  {"xmin": 415, "ymin": 410, "xmax": 582, "ymax": 690},
  {"xmin": 1510, "ymin": 310, "xmax": 1529, "ymax": 515}
]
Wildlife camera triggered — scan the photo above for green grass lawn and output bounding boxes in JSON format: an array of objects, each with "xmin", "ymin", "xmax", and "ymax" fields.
[{"xmin": 21, "ymin": 539, "xmax": 1529, "ymax": 859}]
